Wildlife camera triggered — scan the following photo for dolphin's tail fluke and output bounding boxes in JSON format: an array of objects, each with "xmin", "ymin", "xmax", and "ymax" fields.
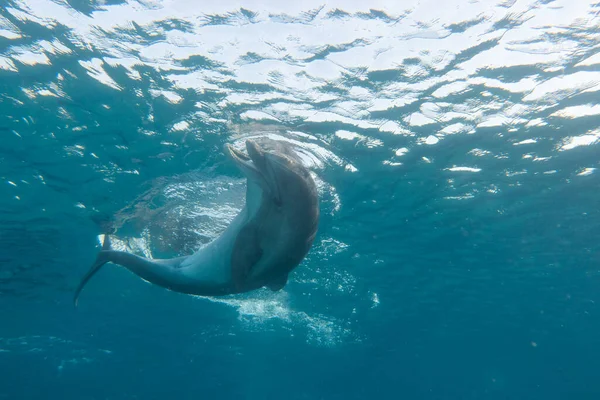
[{"xmin": 73, "ymin": 234, "xmax": 112, "ymax": 308}]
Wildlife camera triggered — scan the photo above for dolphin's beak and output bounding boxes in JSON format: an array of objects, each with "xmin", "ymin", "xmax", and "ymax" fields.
[
  {"xmin": 225, "ymin": 143, "xmax": 259, "ymax": 176},
  {"xmin": 224, "ymin": 141, "xmax": 270, "ymax": 197},
  {"xmin": 246, "ymin": 140, "xmax": 282, "ymax": 205},
  {"xmin": 225, "ymin": 140, "xmax": 281, "ymax": 204}
]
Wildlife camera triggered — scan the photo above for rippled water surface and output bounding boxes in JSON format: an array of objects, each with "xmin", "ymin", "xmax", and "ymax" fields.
[{"xmin": 1, "ymin": 0, "xmax": 600, "ymax": 399}]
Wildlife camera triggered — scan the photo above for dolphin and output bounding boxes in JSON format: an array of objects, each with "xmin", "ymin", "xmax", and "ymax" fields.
[{"xmin": 73, "ymin": 138, "xmax": 319, "ymax": 306}]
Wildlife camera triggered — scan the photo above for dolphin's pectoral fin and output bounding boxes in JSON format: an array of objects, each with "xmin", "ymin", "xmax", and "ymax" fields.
[
  {"xmin": 266, "ymin": 273, "xmax": 288, "ymax": 292},
  {"xmin": 73, "ymin": 234, "xmax": 112, "ymax": 308},
  {"xmin": 231, "ymin": 224, "xmax": 263, "ymax": 289}
]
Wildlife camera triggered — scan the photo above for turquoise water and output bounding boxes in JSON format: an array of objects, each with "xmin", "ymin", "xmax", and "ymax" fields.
[{"xmin": 1, "ymin": 0, "xmax": 600, "ymax": 398}]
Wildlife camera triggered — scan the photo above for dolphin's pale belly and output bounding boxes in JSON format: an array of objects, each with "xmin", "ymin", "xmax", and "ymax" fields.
[{"xmin": 180, "ymin": 208, "xmax": 250, "ymax": 287}]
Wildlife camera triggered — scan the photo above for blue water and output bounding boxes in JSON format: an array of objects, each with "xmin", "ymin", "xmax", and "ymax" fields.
[{"xmin": 1, "ymin": 0, "xmax": 600, "ymax": 398}]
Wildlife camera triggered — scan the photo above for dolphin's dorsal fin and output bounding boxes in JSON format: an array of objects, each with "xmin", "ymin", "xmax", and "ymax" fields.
[
  {"xmin": 231, "ymin": 223, "xmax": 263, "ymax": 288},
  {"xmin": 266, "ymin": 273, "xmax": 288, "ymax": 292}
]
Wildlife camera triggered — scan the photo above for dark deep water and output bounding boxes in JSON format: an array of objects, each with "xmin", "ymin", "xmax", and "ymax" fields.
[{"xmin": 1, "ymin": 1, "xmax": 600, "ymax": 399}]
